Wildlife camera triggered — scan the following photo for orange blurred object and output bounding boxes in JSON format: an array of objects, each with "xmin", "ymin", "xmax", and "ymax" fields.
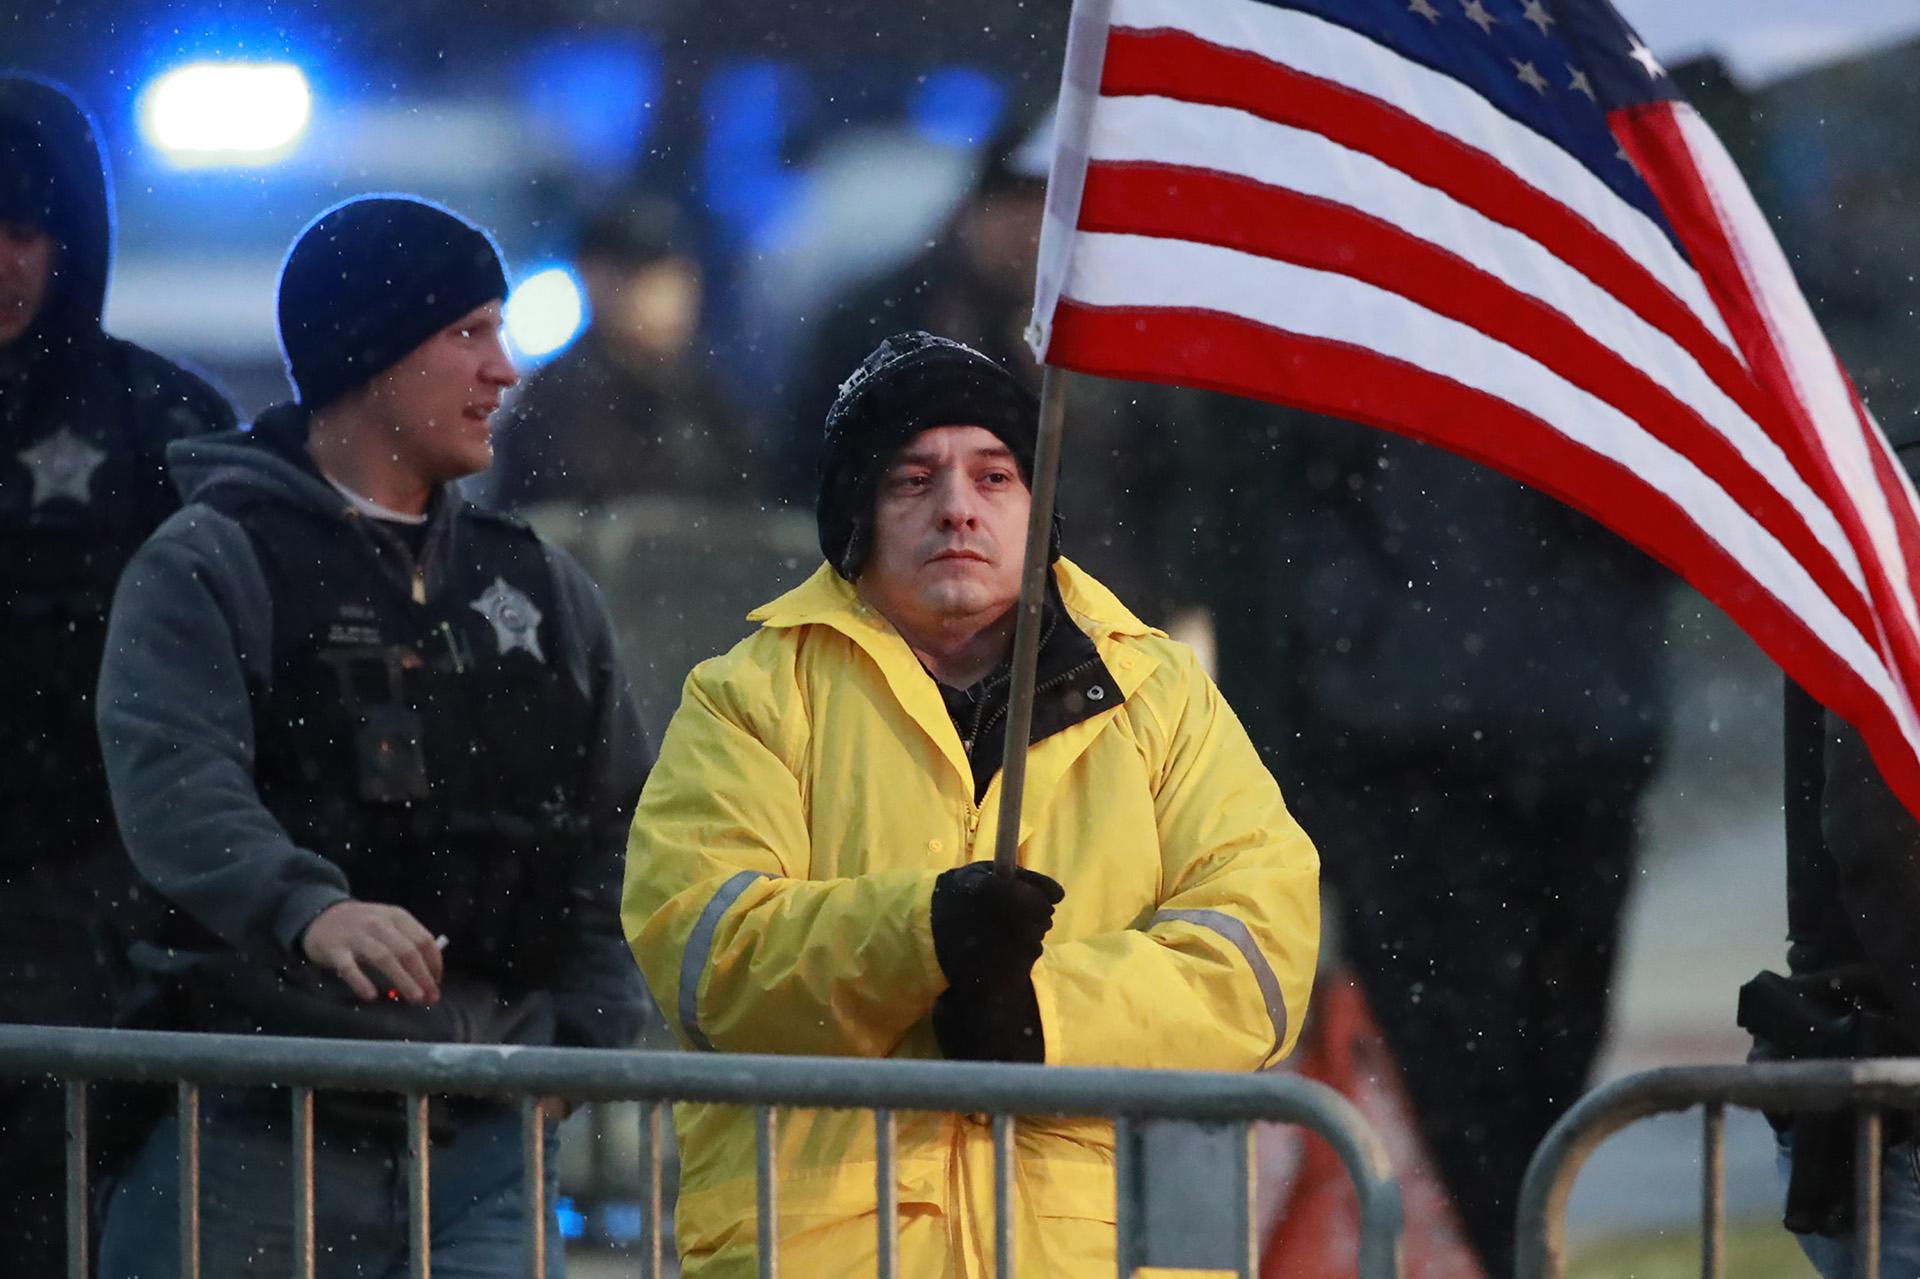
[{"xmin": 1260, "ymin": 970, "xmax": 1486, "ymax": 1279}]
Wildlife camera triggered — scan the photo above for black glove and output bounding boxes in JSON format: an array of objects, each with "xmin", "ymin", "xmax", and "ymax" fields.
[{"xmin": 930, "ymin": 862, "xmax": 1065, "ymax": 1062}]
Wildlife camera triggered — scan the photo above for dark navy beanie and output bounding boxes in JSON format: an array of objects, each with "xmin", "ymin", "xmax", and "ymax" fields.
[
  {"xmin": 817, "ymin": 331, "xmax": 1052, "ymax": 579},
  {"xmin": 276, "ymin": 196, "xmax": 508, "ymax": 409}
]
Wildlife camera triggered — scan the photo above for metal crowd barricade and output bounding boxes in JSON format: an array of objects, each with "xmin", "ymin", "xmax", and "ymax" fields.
[
  {"xmin": 1515, "ymin": 1057, "xmax": 1920, "ymax": 1279},
  {"xmin": 1, "ymin": 1024, "xmax": 1403, "ymax": 1279}
]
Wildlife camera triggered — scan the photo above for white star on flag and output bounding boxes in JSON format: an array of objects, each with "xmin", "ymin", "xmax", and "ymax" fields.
[
  {"xmin": 1513, "ymin": 60, "xmax": 1549, "ymax": 94},
  {"xmin": 1522, "ymin": 0, "xmax": 1554, "ymax": 35},
  {"xmin": 1460, "ymin": 0, "xmax": 1495, "ymax": 34},
  {"xmin": 1629, "ymin": 40, "xmax": 1666, "ymax": 78},
  {"xmin": 1407, "ymin": 0, "xmax": 1441, "ymax": 21}
]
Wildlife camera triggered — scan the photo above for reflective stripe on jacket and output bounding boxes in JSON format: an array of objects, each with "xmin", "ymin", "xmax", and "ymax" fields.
[{"xmin": 621, "ymin": 558, "xmax": 1319, "ymax": 1275}]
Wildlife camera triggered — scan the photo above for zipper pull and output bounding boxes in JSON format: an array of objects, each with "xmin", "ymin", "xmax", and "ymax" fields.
[
  {"xmin": 438, "ymin": 621, "xmax": 467, "ymax": 674},
  {"xmin": 410, "ymin": 569, "xmax": 426, "ymax": 605}
]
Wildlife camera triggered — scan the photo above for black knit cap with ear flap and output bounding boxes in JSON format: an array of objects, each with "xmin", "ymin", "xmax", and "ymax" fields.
[
  {"xmin": 276, "ymin": 195, "xmax": 508, "ymax": 409},
  {"xmin": 816, "ymin": 331, "xmax": 1058, "ymax": 580}
]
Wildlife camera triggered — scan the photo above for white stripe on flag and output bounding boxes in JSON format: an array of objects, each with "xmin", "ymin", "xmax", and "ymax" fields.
[
  {"xmin": 1674, "ymin": 104, "xmax": 1920, "ymax": 647},
  {"xmin": 1107, "ymin": 0, "xmax": 1736, "ymax": 353},
  {"xmin": 1028, "ymin": 0, "xmax": 1117, "ymax": 358},
  {"xmin": 1085, "ymin": 95, "xmax": 1863, "ymax": 594},
  {"xmin": 1064, "ymin": 230, "xmax": 1904, "ymax": 724}
]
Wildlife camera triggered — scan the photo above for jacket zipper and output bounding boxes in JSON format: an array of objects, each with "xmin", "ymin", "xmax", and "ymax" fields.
[
  {"xmin": 345, "ymin": 508, "xmax": 431, "ymax": 605},
  {"xmin": 961, "ymin": 654, "xmax": 1103, "ymax": 859},
  {"xmin": 971, "ymin": 654, "xmax": 1103, "ymax": 751}
]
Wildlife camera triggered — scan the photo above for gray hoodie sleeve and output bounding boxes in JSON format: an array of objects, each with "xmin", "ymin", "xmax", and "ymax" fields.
[
  {"xmin": 97, "ymin": 505, "xmax": 352, "ymax": 958},
  {"xmin": 544, "ymin": 542, "xmax": 655, "ymax": 1048}
]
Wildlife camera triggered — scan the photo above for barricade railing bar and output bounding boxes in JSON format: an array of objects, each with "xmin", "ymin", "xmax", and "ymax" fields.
[
  {"xmin": 0, "ymin": 1024, "xmax": 1404, "ymax": 1279},
  {"xmin": 1515, "ymin": 1058, "xmax": 1920, "ymax": 1279}
]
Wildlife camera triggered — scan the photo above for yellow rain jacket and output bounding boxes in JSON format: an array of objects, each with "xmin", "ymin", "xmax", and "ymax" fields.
[{"xmin": 622, "ymin": 558, "xmax": 1320, "ymax": 1277}]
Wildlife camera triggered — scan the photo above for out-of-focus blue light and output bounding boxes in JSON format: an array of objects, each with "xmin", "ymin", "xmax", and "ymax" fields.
[
  {"xmin": 140, "ymin": 62, "xmax": 311, "ymax": 166},
  {"xmin": 703, "ymin": 60, "xmax": 811, "ymax": 249},
  {"xmin": 505, "ymin": 265, "xmax": 588, "ymax": 363},
  {"xmin": 554, "ymin": 1196, "xmax": 585, "ymax": 1241},
  {"xmin": 524, "ymin": 37, "xmax": 660, "ymax": 177},
  {"xmin": 911, "ymin": 67, "xmax": 1006, "ymax": 148},
  {"xmin": 600, "ymin": 1200, "xmax": 645, "ymax": 1244}
]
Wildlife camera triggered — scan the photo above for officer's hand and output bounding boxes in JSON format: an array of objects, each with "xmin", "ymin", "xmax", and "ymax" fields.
[
  {"xmin": 931, "ymin": 861, "xmax": 1066, "ymax": 994},
  {"xmin": 301, "ymin": 901, "xmax": 444, "ymax": 1005}
]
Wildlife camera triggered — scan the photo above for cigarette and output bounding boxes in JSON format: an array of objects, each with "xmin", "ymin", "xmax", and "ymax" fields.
[{"xmin": 434, "ymin": 934, "xmax": 450, "ymax": 952}]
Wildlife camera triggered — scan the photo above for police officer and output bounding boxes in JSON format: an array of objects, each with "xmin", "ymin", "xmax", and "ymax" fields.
[
  {"xmin": 94, "ymin": 196, "xmax": 648, "ymax": 1275},
  {"xmin": 0, "ymin": 73, "xmax": 234, "ymax": 1274}
]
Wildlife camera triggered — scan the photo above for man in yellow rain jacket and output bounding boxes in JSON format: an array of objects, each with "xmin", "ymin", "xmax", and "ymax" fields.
[{"xmin": 623, "ymin": 331, "xmax": 1320, "ymax": 1277}]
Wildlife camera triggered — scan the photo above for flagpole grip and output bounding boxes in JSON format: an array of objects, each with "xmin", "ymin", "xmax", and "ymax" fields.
[{"xmin": 992, "ymin": 365, "xmax": 1072, "ymax": 876}]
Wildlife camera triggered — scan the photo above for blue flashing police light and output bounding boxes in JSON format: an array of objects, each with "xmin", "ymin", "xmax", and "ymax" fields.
[
  {"xmin": 911, "ymin": 66, "xmax": 1006, "ymax": 148},
  {"xmin": 140, "ymin": 62, "xmax": 312, "ymax": 166},
  {"xmin": 505, "ymin": 265, "xmax": 588, "ymax": 364},
  {"xmin": 523, "ymin": 37, "xmax": 661, "ymax": 177}
]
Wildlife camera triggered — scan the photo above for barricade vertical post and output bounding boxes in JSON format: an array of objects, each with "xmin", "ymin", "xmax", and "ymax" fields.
[
  {"xmin": 1701, "ymin": 1104, "xmax": 1724, "ymax": 1279},
  {"xmin": 407, "ymin": 1094, "xmax": 432, "ymax": 1279},
  {"xmin": 292, "ymin": 1087, "xmax": 316, "ymax": 1279},
  {"xmin": 756, "ymin": 1105, "xmax": 779, "ymax": 1279},
  {"xmin": 875, "ymin": 1108, "xmax": 899, "ymax": 1279},
  {"xmin": 639, "ymin": 1100, "xmax": 663, "ymax": 1279},
  {"xmin": 178, "ymin": 1081, "xmax": 201, "ymax": 1279},
  {"xmin": 522, "ymin": 1098, "xmax": 548, "ymax": 1279},
  {"xmin": 1235, "ymin": 1121, "xmax": 1256, "ymax": 1279},
  {"xmin": 64, "ymin": 1080, "xmax": 87, "ymax": 1279},
  {"xmin": 994, "ymin": 1113, "xmax": 1015, "ymax": 1279},
  {"xmin": 1856, "ymin": 1109, "xmax": 1883, "ymax": 1279},
  {"xmin": 1115, "ymin": 1116, "xmax": 1139, "ymax": 1278}
]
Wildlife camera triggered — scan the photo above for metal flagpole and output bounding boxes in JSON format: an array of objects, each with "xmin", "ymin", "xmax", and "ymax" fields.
[
  {"xmin": 991, "ymin": 365, "xmax": 1070, "ymax": 876},
  {"xmin": 988, "ymin": 0, "xmax": 1110, "ymax": 875}
]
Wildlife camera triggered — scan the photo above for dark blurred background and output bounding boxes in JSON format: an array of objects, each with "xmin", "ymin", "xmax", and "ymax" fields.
[{"xmin": 12, "ymin": 2, "xmax": 1920, "ymax": 445}]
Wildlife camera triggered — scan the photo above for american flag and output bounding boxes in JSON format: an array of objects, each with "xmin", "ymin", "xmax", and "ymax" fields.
[{"xmin": 1027, "ymin": 0, "xmax": 1920, "ymax": 815}]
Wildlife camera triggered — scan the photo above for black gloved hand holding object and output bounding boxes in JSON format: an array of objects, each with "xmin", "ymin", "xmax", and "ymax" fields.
[{"xmin": 930, "ymin": 861, "xmax": 1065, "ymax": 1062}]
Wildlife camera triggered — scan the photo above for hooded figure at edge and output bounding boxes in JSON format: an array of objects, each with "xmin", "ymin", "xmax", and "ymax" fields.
[{"xmin": 0, "ymin": 73, "xmax": 234, "ymax": 1274}]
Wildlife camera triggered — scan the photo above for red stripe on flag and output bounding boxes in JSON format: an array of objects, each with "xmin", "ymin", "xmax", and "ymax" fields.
[
  {"xmin": 1075, "ymin": 160, "xmax": 1874, "ymax": 638},
  {"xmin": 1617, "ymin": 101, "xmax": 1920, "ymax": 715},
  {"xmin": 1612, "ymin": 104, "xmax": 1870, "ymax": 540},
  {"xmin": 1850, "ymin": 381, "xmax": 1920, "ymax": 641},
  {"xmin": 1048, "ymin": 297, "xmax": 1920, "ymax": 811},
  {"xmin": 1098, "ymin": 27, "xmax": 1737, "ymax": 397}
]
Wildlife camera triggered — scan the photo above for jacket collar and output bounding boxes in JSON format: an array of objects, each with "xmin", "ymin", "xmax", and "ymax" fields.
[
  {"xmin": 749, "ymin": 559, "xmax": 1166, "ymax": 842},
  {"xmin": 172, "ymin": 403, "xmax": 466, "ymax": 605},
  {"xmin": 749, "ymin": 557, "xmax": 1157, "ymax": 644}
]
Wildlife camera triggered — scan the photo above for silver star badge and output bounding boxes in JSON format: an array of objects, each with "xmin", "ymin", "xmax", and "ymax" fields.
[
  {"xmin": 469, "ymin": 577, "xmax": 546, "ymax": 663},
  {"xmin": 18, "ymin": 426, "xmax": 107, "ymax": 508}
]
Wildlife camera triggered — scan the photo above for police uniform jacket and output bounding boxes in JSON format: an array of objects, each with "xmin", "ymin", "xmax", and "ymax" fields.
[
  {"xmin": 96, "ymin": 407, "xmax": 648, "ymax": 1049},
  {"xmin": 0, "ymin": 75, "xmax": 234, "ymax": 864}
]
